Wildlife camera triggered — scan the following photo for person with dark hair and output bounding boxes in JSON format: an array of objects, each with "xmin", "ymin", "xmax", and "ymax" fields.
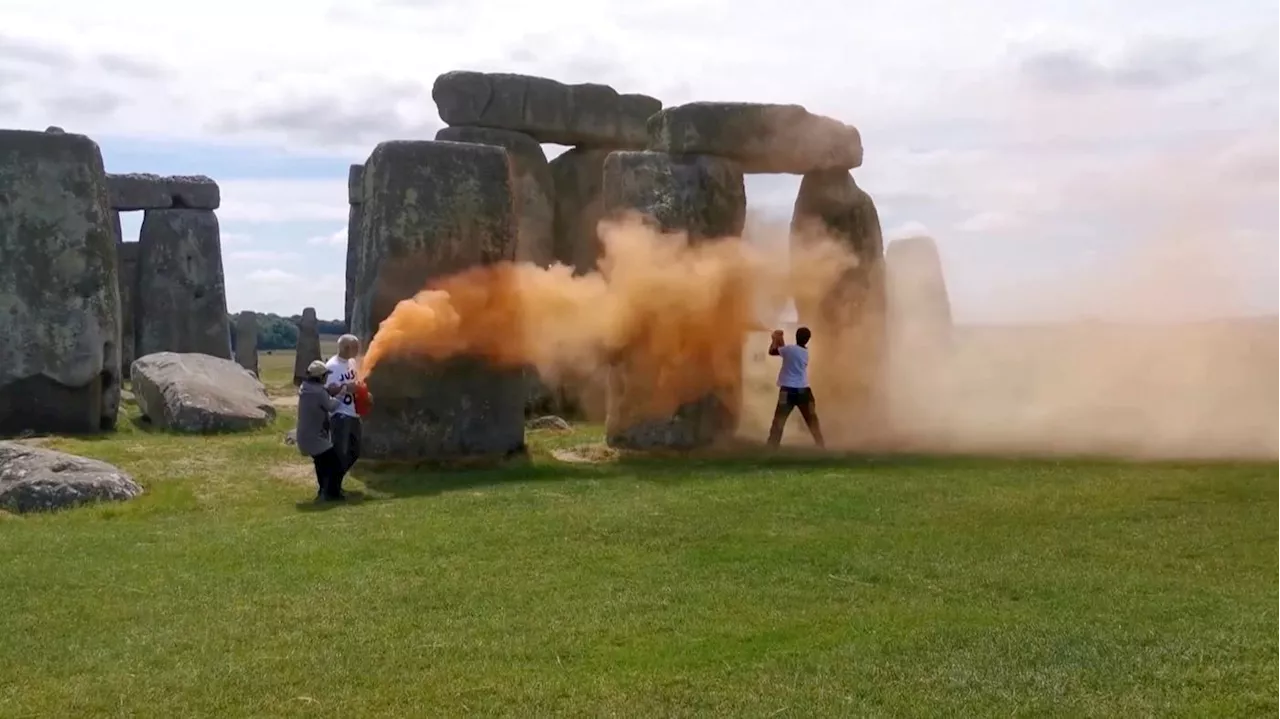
[
  {"xmin": 766, "ymin": 326, "xmax": 825, "ymax": 448},
  {"xmin": 296, "ymin": 360, "xmax": 352, "ymax": 501}
]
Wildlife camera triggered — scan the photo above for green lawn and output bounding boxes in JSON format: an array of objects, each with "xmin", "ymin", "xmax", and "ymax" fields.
[{"xmin": 0, "ymin": 397, "xmax": 1275, "ymax": 717}]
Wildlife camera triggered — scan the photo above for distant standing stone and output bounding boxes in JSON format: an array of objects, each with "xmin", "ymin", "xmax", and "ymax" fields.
[
  {"xmin": 0, "ymin": 442, "xmax": 142, "ymax": 514},
  {"xmin": 234, "ymin": 311, "xmax": 259, "ymax": 375},
  {"xmin": 293, "ymin": 308, "xmax": 322, "ymax": 386},
  {"xmin": 118, "ymin": 242, "xmax": 140, "ymax": 378},
  {"xmin": 550, "ymin": 147, "xmax": 613, "ymax": 275}
]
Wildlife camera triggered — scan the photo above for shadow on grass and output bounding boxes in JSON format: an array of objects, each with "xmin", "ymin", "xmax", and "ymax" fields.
[
  {"xmin": 349, "ymin": 460, "xmax": 611, "ymax": 502},
  {"xmin": 293, "ymin": 490, "xmax": 373, "ymax": 512}
]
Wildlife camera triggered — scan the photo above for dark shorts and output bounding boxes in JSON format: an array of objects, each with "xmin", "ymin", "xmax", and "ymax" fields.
[{"xmin": 777, "ymin": 387, "xmax": 815, "ymax": 408}]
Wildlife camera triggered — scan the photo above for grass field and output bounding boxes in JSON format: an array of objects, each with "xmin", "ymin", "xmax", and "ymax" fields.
[{"xmin": 0, "ymin": 348, "xmax": 1275, "ymax": 717}]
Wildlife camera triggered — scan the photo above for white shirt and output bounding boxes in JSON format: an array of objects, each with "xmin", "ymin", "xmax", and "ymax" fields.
[
  {"xmin": 324, "ymin": 355, "xmax": 359, "ymax": 417},
  {"xmin": 776, "ymin": 344, "xmax": 810, "ymax": 389}
]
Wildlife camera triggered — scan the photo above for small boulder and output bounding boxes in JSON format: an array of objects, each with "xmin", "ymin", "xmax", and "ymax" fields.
[
  {"xmin": 0, "ymin": 442, "xmax": 142, "ymax": 513},
  {"xmin": 527, "ymin": 415, "xmax": 571, "ymax": 432},
  {"xmin": 283, "ymin": 429, "xmax": 297, "ymax": 446},
  {"xmin": 131, "ymin": 352, "xmax": 275, "ymax": 432}
]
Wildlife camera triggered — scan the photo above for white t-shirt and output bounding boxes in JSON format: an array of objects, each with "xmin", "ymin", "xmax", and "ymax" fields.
[
  {"xmin": 776, "ymin": 344, "xmax": 810, "ymax": 389},
  {"xmin": 324, "ymin": 355, "xmax": 359, "ymax": 417}
]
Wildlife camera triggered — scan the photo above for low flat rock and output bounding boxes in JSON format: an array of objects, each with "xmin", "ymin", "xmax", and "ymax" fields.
[
  {"xmin": 107, "ymin": 173, "xmax": 221, "ymax": 211},
  {"xmin": 527, "ymin": 415, "xmax": 571, "ymax": 432},
  {"xmin": 433, "ymin": 70, "xmax": 661, "ymax": 148},
  {"xmin": 131, "ymin": 352, "xmax": 275, "ymax": 432},
  {"xmin": 647, "ymin": 102, "xmax": 863, "ymax": 175},
  {"xmin": 0, "ymin": 442, "xmax": 142, "ymax": 513}
]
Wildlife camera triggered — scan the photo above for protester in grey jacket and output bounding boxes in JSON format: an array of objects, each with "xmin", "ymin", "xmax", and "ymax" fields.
[{"xmin": 297, "ymin": 360, "xmax": 352, "ymax": 501}]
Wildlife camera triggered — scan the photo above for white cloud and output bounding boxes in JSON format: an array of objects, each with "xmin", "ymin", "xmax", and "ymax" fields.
[
  {"xmin": 229, "ymin": 268, "xmax": 345, "ymax": 318},
  {"xmin": 0, "ymin": 0, "xmax": 1273, "ymax": 321},
  {"xmin": 305, "ymin": 227, "xmax": 347, "ymax": 247},
  {"xmin": 217, "ymin": 179, "xmax": 347, "ymax": 223}
]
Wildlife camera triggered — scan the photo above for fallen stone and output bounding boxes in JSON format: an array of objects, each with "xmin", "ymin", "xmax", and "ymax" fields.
[
  {"xmin": 292, "ymin": 308, "xmax": 322, "ymax": 386},
  {"xmin": 647, "ymin": 102, "xmax": 863, "ymax": 175},
  {"xmin": 0, "ymin": 442, "xmax": 142, "ymax": 514},
  {"xmin": 0, "ymin": 129, "xmax": 122, "ymax": 436},
  {"xmin": 118, "ymin": 242, "xmax": 139, "ymax": 378},
  {"xmin": 435, "ymin": 128, "xmax": 554, "ymax": 266},
  {"xmin": 550, "ymin": 147, "xmax": 612, "ymax": 274},
  {"xmin": 131, "ymin": 352, "xmax": 275, "ymax": 432},
  {"xmin": 432, "ymin": 70, "xmax": 661, "ymax": 147},
  {"xmin": 234, "ymin": 311, "xmax": 259, "ymax": 375},
  {"xmin": 600, "ymin": 151, "xmax": 746, "ymax": 450},
  {"xmin": 352, "ymin": 140, "xmax": 524, "ymax": 461},
  {"xmin": 527, "ymin": 415, "xmax": 571, "ymax": 432},
  {"xmin": 136, "ymin": 209, "xmax": 231, "ymax": 359},
  {"xmin": 107, "ymin": 173, "xmax": 221, "ymax": 211}
]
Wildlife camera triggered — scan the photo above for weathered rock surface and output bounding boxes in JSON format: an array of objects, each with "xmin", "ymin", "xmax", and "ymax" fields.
[
  {"xmin": 527, "ymin": 415, "xmax": 571, "ymax": 432},
  {"xmin": 0, "ymin": 442, "xmax": 142, "ymax": 514},
  {"xmin": 352, "ymin": 140, "xmax": 524, "ymax": 461},
  {"xmin": 602, "ymin": 151, "xmax": 746, "ymax": 239},
  {"xmin": 292, "ymin": 308, "xmax": 322, "ymax": 386},
  {"xmin": 790, "ymin": 169, "xmax": 885, "ymax": 328},
  {"xmin": 131, "ymin": 352, "xmax": 275, "ymax": 432},
  {"xmin": 233, "ymin": 311, "xmax": 259, "ymax": 375},
  {"xmin": 600, "ymin": 151, "xmax": 746, "ymax": 450},
  {"xmin": 0, "ymin": 129, "xmax": 122, "ymax": 436},
  {"xmin": 648, "ymin": 102, "xmax": 863, "ymax": 175},
  {"xmin": 435, "ymin": 128, "xmax": 554, "ymax": 267},
  {"xmin": 345, "ymin": 164, "xmax": 364, "ymax": 331},
  {"xmin": 136, "ymin": 209, "xmax": 231, "ymax": 359},
  {"xmin": 118, "ymin": 242, "xmax": 139, "ymax": 378},
  {"xmin": 432, "ymin": 70, "xmax": 661, "ymax": 148},
  {"xmin": 550, "ymin": 148, "xmax": 612, "ymax": 274},
  {"xmin": 107, "ymin": 173, "xmax": 221, "ymax": 211},
  {"xmin": 791, "ymin": 170, "xmax": 888, "ymax": 436}
]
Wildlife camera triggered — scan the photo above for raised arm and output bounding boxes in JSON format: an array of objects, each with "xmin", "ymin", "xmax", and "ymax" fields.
[{"xmin": 768, "ymin": 329, "xmax": 784, "ymax": 356}]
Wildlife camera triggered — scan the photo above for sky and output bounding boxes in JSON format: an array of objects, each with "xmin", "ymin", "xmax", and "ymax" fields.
[{"xmin": 0, "ymin": 0, "xmax": 1275, "ymax": 323}]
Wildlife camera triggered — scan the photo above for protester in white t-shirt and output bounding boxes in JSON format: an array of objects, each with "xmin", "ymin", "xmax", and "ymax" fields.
[
  {"xmin": 324, "ymin": 334, "xmax": 363, "ymax": 472},
  {"xmin": 766, "ymin": 326, "xmax": 825, "ymax": 448}
]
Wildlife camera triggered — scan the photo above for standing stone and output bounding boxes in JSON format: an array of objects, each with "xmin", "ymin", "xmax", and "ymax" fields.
[
  {"xmin": 432, "ymin": 70, "xmax": 662, "ymax": 148},
  {"xmin": 790, "ymin": 170, "xmax": 887, "ymax": 441},
  {"xmin": 550, "ymin": 147, "xmax": 613, "ymax": 274},
  {"xmin": 351, "ymin": 140, "xmax": 524, "ymax": 461},
  {"xmin": 436, "ymin": 127, "xmax": 557, "ymax": 418},
  {"xmin": 601, "ymin": 151, "xmax": 747, "ymax": 450},
  {"xmin": 135, "ymin": 209, "xmax": 231, "ymax": 360},
  {"xmin": 0, "ymin": 129, "xmax": 122, "ymax": 435},
  {"xmin": 435, "ymin": 127, "xmax": 554, "ymax": 267},
  {"xmin": 292, "ymin": 308, "xmax": 322, "ymax": 386},
  {"xmin": 345, "ymin": 164, "xmax": 364, "ymax": 333},
  {"xmin": 234, "ymin": 311, "xmax": 259, "ymax": 375},
  {"xmin": 886, "ymin": 235, "xmax": 952, "ymax": 352},
  {"xmin": 117, "ymin": 242, "xmax": 139, "ymax": 378}
]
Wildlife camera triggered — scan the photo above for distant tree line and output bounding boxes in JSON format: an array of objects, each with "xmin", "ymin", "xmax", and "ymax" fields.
[{"xmin": 227, "ymin": 313, "xmax": 345, "ymax": 351}]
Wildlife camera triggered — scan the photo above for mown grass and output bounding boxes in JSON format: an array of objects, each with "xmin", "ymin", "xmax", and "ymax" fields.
[{"xmin": 0, "ymin": 374, "xmax": 1275, "ymax": 717}]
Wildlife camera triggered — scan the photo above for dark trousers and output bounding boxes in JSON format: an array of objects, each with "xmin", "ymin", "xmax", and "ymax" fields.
[
  {"xmin": 767, "ymin": 387, "xmax": 825, "ymax": 448},
  {"xmin": 311, "ymin": 447, "xmax": 346, "ymax": 499},
  {"xmin": 330, "ymin": 414, "xmax": 363, "ymax": 472}
]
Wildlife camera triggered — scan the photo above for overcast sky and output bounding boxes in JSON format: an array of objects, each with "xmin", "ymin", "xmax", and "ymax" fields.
[{"xmin": 1, "ymin": 0, "xmax": 1275, "ymax": 322}]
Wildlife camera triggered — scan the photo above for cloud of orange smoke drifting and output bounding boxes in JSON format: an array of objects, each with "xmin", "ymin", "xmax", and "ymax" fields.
[{"xmin": 359, "ymin": 213, "xmax": 857, "ymax": 421}]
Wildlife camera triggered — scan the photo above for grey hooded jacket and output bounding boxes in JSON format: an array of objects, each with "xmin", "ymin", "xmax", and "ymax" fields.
[{"xmin": 296, "ymin": 379, "xmax": 338, "ymax": 457}]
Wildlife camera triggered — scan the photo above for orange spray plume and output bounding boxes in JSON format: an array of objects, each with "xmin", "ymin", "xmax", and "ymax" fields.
[{"xmin": 357, "ymin": 213, "xmax": 857, "ymax": 418}]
